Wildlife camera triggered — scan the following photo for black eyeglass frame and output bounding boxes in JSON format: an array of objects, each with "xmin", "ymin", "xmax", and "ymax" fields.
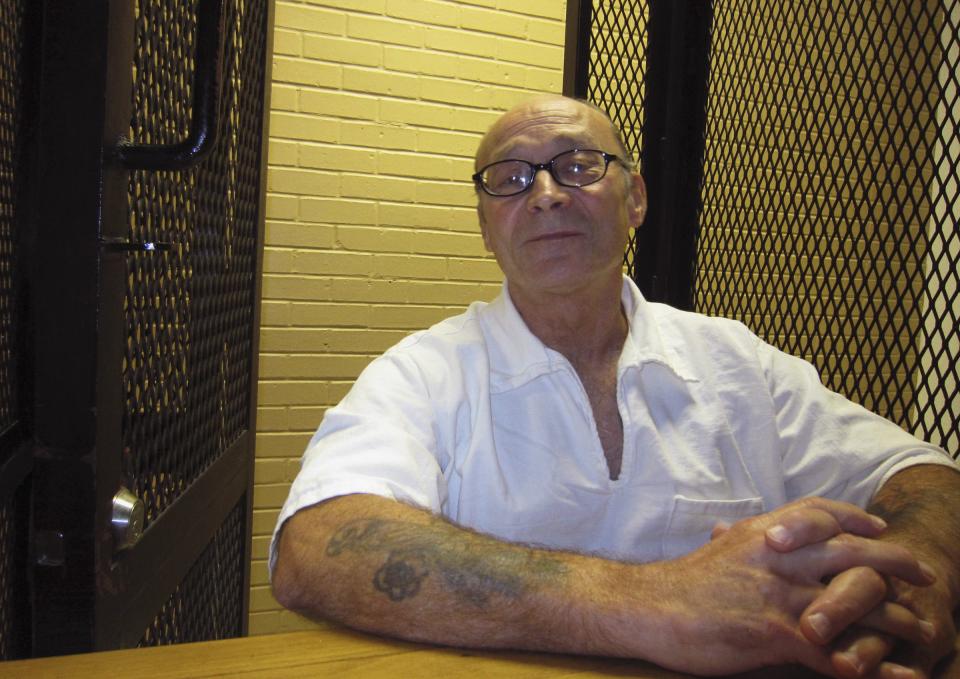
[{"xmin": 472, "ymin": 148, "xmax": 628, "ymax": 197}]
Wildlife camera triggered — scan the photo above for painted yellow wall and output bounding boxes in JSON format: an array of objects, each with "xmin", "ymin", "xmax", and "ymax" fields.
[{"xmin": 250, "ymin": 0, "xmax": 568, "ymax": 635}]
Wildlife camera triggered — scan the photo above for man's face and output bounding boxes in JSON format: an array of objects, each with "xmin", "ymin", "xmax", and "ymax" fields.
[{"xmin": 475, "ymin": 97, "xmax": 647, "ymax": 301}]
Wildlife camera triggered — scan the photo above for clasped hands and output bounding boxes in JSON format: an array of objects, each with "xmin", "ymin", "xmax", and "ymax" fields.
[{"xmin": 666, "ymin": 497, "xmax": 951, "ymax": 678}]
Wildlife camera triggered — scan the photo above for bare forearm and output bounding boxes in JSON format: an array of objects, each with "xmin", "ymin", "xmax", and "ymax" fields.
[
  {"xmin": 271, "ymin": 493, "xmax": 653, "ymax": 657},
  {"xmin": 868, "ymin": 464, "xmax": 960, "ymax": 606},
  {"xmin": 273, "ymin": 494, "xmax": 933, "ymax": 675}
]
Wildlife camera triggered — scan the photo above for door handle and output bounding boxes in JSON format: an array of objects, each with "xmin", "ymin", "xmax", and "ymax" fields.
[
  {"xmin": 111, "ymin": 487, "xmax": 145, "ymax": 551},
  {"xmin": 115, "ymin": 0, "xmax": 227, "ymax": 171}
]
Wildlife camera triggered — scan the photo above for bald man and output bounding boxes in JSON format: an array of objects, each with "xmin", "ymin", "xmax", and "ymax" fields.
[{"xmin": 271, "ymin": 95, "xmax": 960, "ymax": 678}]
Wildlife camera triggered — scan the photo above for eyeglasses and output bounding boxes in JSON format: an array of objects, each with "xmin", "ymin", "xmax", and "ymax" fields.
[{"xmin": 472, "ymin": 148, "xmax": 627, "ymax": 197}]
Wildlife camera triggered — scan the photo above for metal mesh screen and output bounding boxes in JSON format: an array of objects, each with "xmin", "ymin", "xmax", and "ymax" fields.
[
  {"xmin": 0, "ymin": 0, "xmax": 26, "ymax": 662},
  {"xmin": 0, "ymin": 498, "xmax": 13, "ymax": 660},
  {"xmin": 0, "ymin": 0, "xmax": 23, "ymax": 438},
  {"xmin": 695, "ymin": 1, "xmax": 960, "ymax": 457},
  {"xmin": 137, "ymin": 499, "xmax": 245, "ymax": 645},
  {"xmin": 585, "ymin": 0, "xmax": 650, "ymax": 270},
  {"xmin": 578, "ymin": 1, "xmax": 959, "ymax": 457},
  {"xmin": 121, "ymin": 0, "xmax": 267, "ymax": 527},
  {"xmin": 0, "ymin": 484, "xmax": 27, "ymax": 661},
  {"xmin": 0, "ymin": 496, "xmax": 16, "ymax": 660}
]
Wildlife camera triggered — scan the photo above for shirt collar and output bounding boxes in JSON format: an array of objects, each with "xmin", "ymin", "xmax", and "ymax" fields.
[
  {"xmin": 480, "ymin": 281, "xmax": 563, "ymax": 392},
  {"xmin": 619, "ymin": 276, "xmax": 699, "ymax": 382},
  {"xmin": 479, "ymin": 276, "xmax": 698, "ymax": 391}
]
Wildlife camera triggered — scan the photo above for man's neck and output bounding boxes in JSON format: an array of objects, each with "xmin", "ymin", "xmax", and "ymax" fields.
[{"xmin": 508, "ymin": 275, "xmax": 628, "ymax": 366}]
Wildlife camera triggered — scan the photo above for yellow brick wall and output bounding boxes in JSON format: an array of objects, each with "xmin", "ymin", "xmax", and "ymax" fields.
[{"xmin": 251, "ymin": 0, "xmax": 568, "ymax": 635}]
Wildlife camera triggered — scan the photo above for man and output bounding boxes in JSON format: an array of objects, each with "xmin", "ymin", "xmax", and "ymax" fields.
[{"xmin": 271, "ymin": 95, "xmax": 960, "ymax": 678}]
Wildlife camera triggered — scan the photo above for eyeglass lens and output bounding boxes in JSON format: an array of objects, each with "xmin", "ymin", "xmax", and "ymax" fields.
[{"xmin": 480, "ymin": 149, "xmax": 610, "ymax": 196}]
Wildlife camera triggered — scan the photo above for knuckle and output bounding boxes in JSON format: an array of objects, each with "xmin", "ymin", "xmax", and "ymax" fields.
[
  {"xmin": 832, "ymin": 532, "xmax": 860, "ymax": 549},
  {"xmin": 860, "ymin": 567, "xmax": 887, "ymax": 593},
  {"xmin": 794, "ymin": 496, "xmax": 822, "ymax": 511}
]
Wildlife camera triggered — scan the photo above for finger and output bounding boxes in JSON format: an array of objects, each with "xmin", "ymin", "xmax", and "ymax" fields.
[
  {"xmin": 873, "ymin": 662, "xmax": 925, "ymax": 679},
  {"xmin": 802, "ymin": 569, "xmax": 934, "ymax": 648},
  {"xmin": 761, "ymin": 499, "xmax": 889, "ymax": 554},
  {"xmin": 710, "ymin": 521, "xmax": 731, "ymax": 540},
  {"xmin": 796, "ymin": 535, "xmax": 936, "ymax": 587},
  {"xmin": 829, "ymin": 627, "xmax": 894, "ymax": 678},
  {"xmin": 766, "ymin": 507, "xmax": 844, "ymax": 552},
  {"xmin": 779, "ymin": 497, "xmax": 890, "ymax": 538},
  {"xmin": 785, "ymin": 628, "xmax": 850, "ymax": 679},
  {"xmin": 828, "ymin": 629, "xmax": 932, "ymax": 679},
  {"xmin": 873, "ymin": 612, "xmax": 956, "ymax": 679},
  {"xmin": 859, "ymin": 603, "xmax": 936, "ymax": 647},
  {"xmin": 881, "ymin": 642, "xmax": 942, "ymax": 679},
  {"xmin": 802, "ymin": 567, "xmax": 888, "ymax": 644}
]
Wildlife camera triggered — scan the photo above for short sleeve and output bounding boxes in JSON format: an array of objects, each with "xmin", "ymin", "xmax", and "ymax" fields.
[
  {"xmin": 758, "ymin": 340, "xmax": 955, "ymax": 507},
  {"xmin": 268, "ymin": 350, "xmax": 449, "ymax": 574}
]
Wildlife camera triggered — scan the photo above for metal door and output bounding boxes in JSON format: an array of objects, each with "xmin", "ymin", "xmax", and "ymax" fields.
[{"xmin": 21, "ymin": 0, "xmax": 271, "ymax": 656}]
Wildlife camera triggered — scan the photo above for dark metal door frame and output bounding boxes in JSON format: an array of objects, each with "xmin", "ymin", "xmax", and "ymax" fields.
[
  {"xmin": 28, "ymin": 0, "xmax": 118, "ymax": 653},
  {"xmin": 634, "ymin": 0, "xmax": 712, "ymax": 310},
  {"xmin": 24, "ymin": 0, "xmax": 270, "ymax": 655}
]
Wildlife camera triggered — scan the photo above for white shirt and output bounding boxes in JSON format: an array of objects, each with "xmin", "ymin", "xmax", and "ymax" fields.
[{"xmin": 271, "ymin": 277, "xmax": 955, "ymax": 571}]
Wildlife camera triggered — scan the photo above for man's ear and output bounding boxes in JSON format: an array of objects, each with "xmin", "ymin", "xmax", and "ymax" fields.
[{"xmin": 629, "ymin": 172, "xmax": 648, "ymax": 227}]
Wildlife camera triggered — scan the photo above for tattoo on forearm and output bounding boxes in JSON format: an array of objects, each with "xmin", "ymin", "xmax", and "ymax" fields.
[
  {"xmin": 373, "ymin": 550, "xmax": 429, "ymax": 601},
  {"xmin": 326, "ymin": 518, "xmax": 567, "ymax": 607}
]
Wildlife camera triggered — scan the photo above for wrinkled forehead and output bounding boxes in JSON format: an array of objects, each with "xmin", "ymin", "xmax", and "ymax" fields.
[{"xmin": 475, "ymin": 98, "xmax": 618, "ymax": 168}]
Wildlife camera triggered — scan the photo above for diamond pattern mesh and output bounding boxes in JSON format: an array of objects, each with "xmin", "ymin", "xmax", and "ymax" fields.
[
  {"xmin": 584, "ymin": 0, "xmax": 959, "ymax": 458},
  {"xmin": 586, "ymin": 0, "xmax": 649, "ymax": 270},
  {"xmin": 0, "ymin": 0, "xmax": 26, "ymax": 661},
  {"xmin": 0, "ymin": 485, "xmax": 27, "ymax": 661},
  {"xmin": 138, "ymin": 500, "xmax": 245, "ymax": 645},
  {"xmin": 0, "ymin": 497, "xmax": 15, "ymax": 659},
  {"xmin": 121, "ymin": 0, "xmax": 267, "ymax": 528},
  {"xmin": 696, "ymin": 1, "xmax": 960, "ymax": 457},
  {"xmin": 0, "ymin": 0, "xmax": 23, "ymax": 438}
]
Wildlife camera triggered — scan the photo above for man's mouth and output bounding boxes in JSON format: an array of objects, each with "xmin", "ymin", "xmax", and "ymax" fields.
[{"xmin": 528, "ymin": 230, "xmax": 582, "ymax": 243}]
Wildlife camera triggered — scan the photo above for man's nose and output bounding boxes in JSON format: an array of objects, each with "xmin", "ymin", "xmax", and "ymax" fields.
[{"xmin": 525, "ymin": 168, "xmax": 569, "ymax": 211}]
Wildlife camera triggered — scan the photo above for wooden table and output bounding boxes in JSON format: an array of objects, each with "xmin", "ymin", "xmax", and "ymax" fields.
[
  {"xmin": 2, "ymin": 627, "xmax": 955, "ymax": 678},
  {"xmin": 0, "ymin": 627, "xmax": 817, "ymax": 679}
]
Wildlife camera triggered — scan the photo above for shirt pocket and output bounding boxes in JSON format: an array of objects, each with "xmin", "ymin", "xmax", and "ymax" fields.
[{"xmin": 661, "ymin": 495, "xmax": 765, "ymax": 560}]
